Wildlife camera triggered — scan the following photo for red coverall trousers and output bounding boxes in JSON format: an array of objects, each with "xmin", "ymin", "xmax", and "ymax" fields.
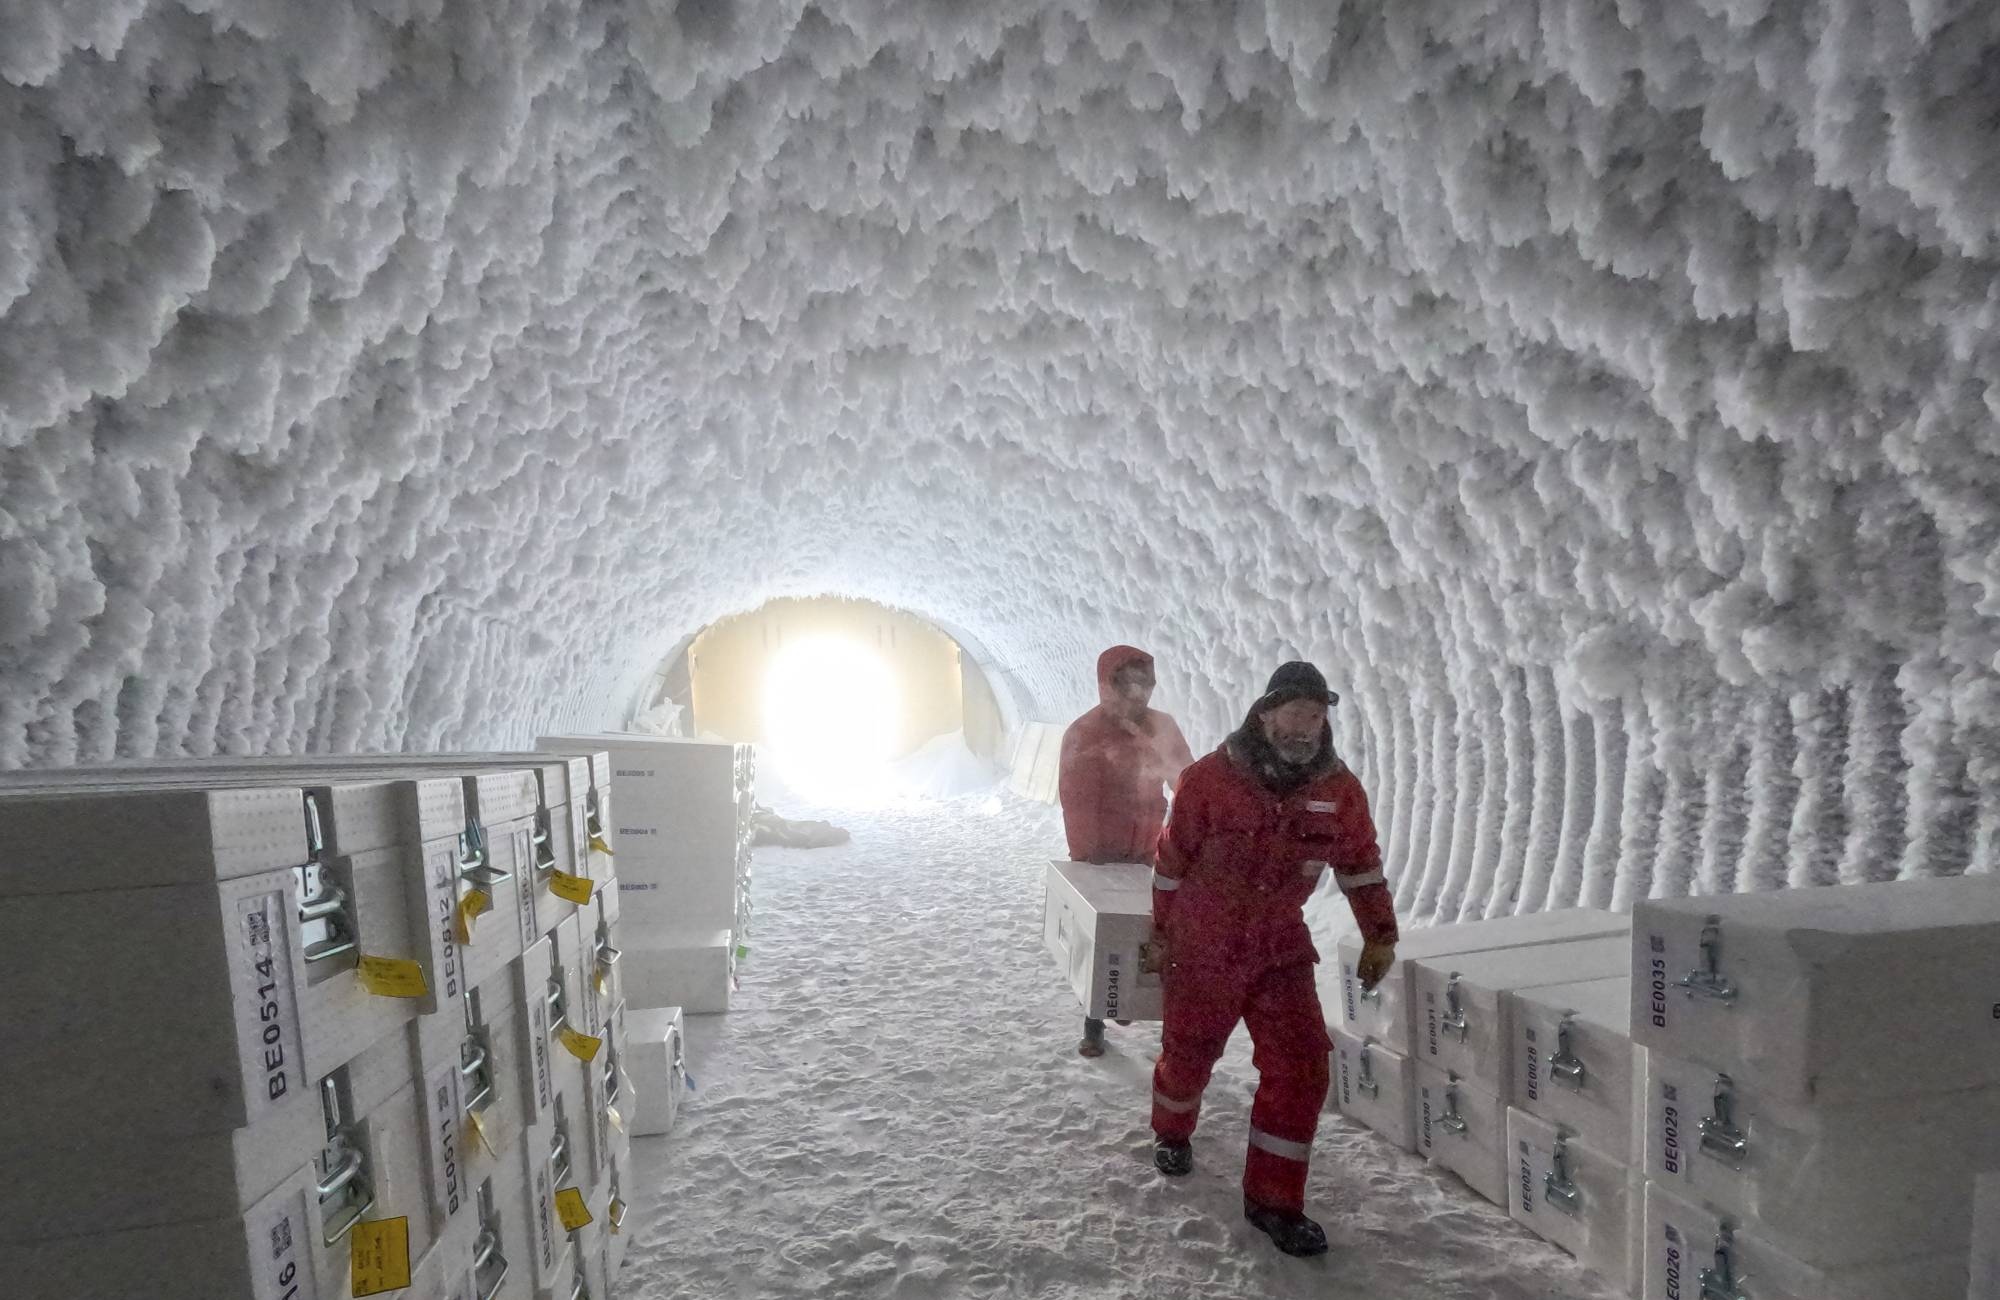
[{"xmin": 1150, "ymin": 960, "xmax": 1332, "ymax": 1211}]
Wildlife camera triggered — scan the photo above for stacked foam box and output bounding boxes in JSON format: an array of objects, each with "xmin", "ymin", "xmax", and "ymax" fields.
[
  {"xmin": 1972, "ymin": 1171, "xmax": 1999, "ymax": 1300},
  {"xmin": 537, "ymin": 735, "xmax": 754, "ymax": 1015},
  {"xmin": 1325, "ymin": 909, "xmax": 1631, "ymax": 1152},
  {"xmin": 1503, "ymin": 975, "xmax": 1646, "ymax": 1293},
  {"xmin": 0, "ymin": 752, "xmax": 635, "ymax": 1300},
  {"xmin": 1628, "ymin": 876, "xmax": 2000, "ymax": 1300}
]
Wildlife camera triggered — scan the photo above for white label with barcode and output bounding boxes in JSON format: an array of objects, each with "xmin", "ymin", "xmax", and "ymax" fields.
[
  {"xmin": 232, "ymin": 887, "xmax": 303, "ymax": 1125},
  {"xmin": 247, "ymin": 1179, "xmax": 320, "ymax": 1300}
]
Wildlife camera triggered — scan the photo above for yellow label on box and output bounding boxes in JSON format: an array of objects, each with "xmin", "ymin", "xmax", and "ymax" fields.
[
  {"xmin": 455, "ymin": 888, "xmax": 493, "ymax": 944},
  {"xmin": 608, "ymin": 1196, "xmax": 627, "ymax": 1234},
  {"xmin": 349, "ymin": 1216, "xmax": 412, "ymax": 1296},
  {"xmin": 606, "ymin": 1105, "xmax": 625, "ymax": 1134},
  {"xmin": 549, "ymin": 870, "xmax": 595, "ymax": 905},
  {"xmin": 355, "ymin": 956, "xmax": 429, "ymax": 999},
  {"xmin": 559, "ymin": 1024, "xmax": 603, "ymax": 1062},
  {"xmin": 464, "ymin": 1106, "xmax": 503, "ymax": 1158},
  {"xmin": 587, "ymin": 833, "xmax": 614, "ymax": 857},
  {"xmin": 554, "ymin": 1186, "xmax": 593, "ymax": 1232},
  {"xmin": 594, "ymin": 968, "xmax": 608, "ymax": 996}
]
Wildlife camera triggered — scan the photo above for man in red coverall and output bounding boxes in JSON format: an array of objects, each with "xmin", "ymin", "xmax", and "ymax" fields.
[
  {"xmin": 1144, "ymin": 661, "xmax": 1398, "ymax": 1258},
  {"xmin": 1058, "ymin": 645, "xmax": 1195, "ymax": 1058}
]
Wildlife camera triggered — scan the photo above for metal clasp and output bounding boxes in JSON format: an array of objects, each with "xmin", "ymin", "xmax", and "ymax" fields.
[
  {"xmin": 315, "ymin": 1076, "xmax": 375, "ymax": 1246},
  {"xmin": 546, "ymin": 943, "xmax": 569, "ymax": 1034},
  {"xmin": 550, "ymin": 1104, "xmax": 574, "ymax": 1188},
  {"xmin": 473, "ymin": 1180, "xmax": 509, "ymax": 1300},
  {"xmin": 1548, "ymin": 1012, "xmax": 1586, "ymax": 1090},
  {"xmin": 594, "ymin": 916, "xmax": 622, "ymax": 975},
  {"xmin": 1356, "ymin": 1041, "xmax": 1380, "ymax": 1100},
  {"xmin": 1439, "ymin": 1074, "xmax": 1469, "ymax": 1135},
  {"xmin": 1699, "ymin": 1074, "xmax": 1749, "ymax": 1168},
  {"xmin": 532, "ymin": 807, "xmax": 558, "ymax": 874},
  {"xmin": 1543, "ymin": 1131, "xmax": 1582, "ymax": 1215},
  {"xmin": 584, "ymin": 788, "xmax": 606, "ymax": 841},
  {"xmin": 296, "ymin": 794, "xmax": 358, "ymax": 965},
  {"xmin": 1440, "ymin": 972, "xmax": 1468, "ymax": 1042},
  {"xmin": 458, "ymin": 820, "xmax": 513, "ymax": 886},
  {"xmin": 1678, "ymin": 917, "xmax": 1738, "ymax": 1005},
  {"xmin": 461, "ymin": 987, "xmax": 496, "ymax": 1114},
  {"xmin": 1699, "ymin": 1221, "xmax": 1750, "ymax": 1300}
]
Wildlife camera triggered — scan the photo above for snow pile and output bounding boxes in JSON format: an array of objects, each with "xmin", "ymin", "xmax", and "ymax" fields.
[
  {"xmin": 886, "ymin": 729, "xmax": 1003, "ymax": 801},
  {"xmin": 3, "ymin": 2, "xmax": 1998, "ymax": 901},
  {"xmin": 637, "ymin": 790, "xmax": 1622, "ymax": 1299}
]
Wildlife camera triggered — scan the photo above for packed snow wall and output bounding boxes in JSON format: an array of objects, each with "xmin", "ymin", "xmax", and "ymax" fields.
[{"xmin": 3, "ymin": 2, "xmax": 1997, "ymax": 908}]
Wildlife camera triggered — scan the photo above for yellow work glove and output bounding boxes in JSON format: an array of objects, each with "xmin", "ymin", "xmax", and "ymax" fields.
[
  {"xmin": 1138, "ymin": 931, "xmax": 1168, "ymax": 975},
  {"xmin": 1356, "ymin": 939, "xmax": 1396, "ymax": 991}
]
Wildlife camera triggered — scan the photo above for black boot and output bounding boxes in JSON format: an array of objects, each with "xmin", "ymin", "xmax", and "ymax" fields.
[
  {"xmin": 1077, "ymin": 1017, "xmax": 1106, "ymax": 1058},
  {"xmin": 1153, "ymin": 1138, "xmax": 1193, "ymax": 1177},
  {"xmin": 1244, "ymin": 1199, "xmax": 1328, "ymax": 1257}
]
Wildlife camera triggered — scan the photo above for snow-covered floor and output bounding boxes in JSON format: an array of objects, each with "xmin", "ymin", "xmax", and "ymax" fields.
[{"xmin": 620, "ymin": 792, "xmax": 1624, "ymax": 1300}]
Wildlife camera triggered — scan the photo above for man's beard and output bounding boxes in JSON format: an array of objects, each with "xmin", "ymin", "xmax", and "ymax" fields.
[{"xmin": 1271, "ymin": 737, "xmax": 1318, "ymax": 765}]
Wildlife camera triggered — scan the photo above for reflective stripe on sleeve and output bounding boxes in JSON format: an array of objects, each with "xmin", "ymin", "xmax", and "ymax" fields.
[
  {"xmin": 1336, "ymin": 870, "xmax": 1386, "ymax": 894},
  {"xmin": 1247, "ymin": 1127, "xmax": 1312, "ymax": 1162},
  {"xmin": 1151, "ymin": 871, "xmax": 1180, "ymax": 892}
]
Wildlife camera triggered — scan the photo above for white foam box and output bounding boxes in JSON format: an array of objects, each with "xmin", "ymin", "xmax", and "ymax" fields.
[
  {"xmin": 1972, "ymin": 1170, "xmax": 1999, "ymax": 1300},
  {"xmin": 1507, "ymin": 976, "xmax": 1643, "ymax": 1163},
  {"xmin": 519, "ymin": 1105, "xmax": 586, "ymax": 1296},
  {"xmin": 410, "ymin": 974, "xmax": 528, "ymax": 1245},
  {"xmin": 1412, "ymin": 935, "xmax": 1633, "ymax": 1093},
  {"xmin": 1641, "ymin": 1178, "xmax": 1969, "ymax": 1300},
  {"xmin": 1643, "ymin": 1046, "xmax": 2000, "ymax": 1267},
  {"xmin": 628, "ymin": 1005, "xmax": 688, "ymax": 1138},
  {"xmin": 575, "ymin": 996, "xmax": 629, "ymax": 1187},
  {"xmin": 622, "ymin": 928, "xmax": 737, "ymax": 1014},
  {"xmin": 0, "ymin": 864, "xmax": 315, "ymax": 1135},
  {"xmin": 584, "ymin": 887, "xmax": 623, "ymax": 1018},
  {"xmin": 0, "ymin": 783, "xmax": 308, "ymax": 893},
  {"xmin": 1632, "ymin": 873, "xmax": 2000, "ymax": 1106},
  {"xmin": 1329, "ymin": 1024, "xmax": 1416, "ymax": 1151},
  {"xmin": 409, "ymin": 1209, "xmax": 478, "ymax": 1300},
  {"xmin": 0, "ymin": 1162, "xmax": 335, "ymax": 1300},
  {"xmin": 0, "ymin": 987, "xmax": 428, "ymax": 1244},
  {"xmin": 1506, "ymin": 1107, "xmax": 1637, "ymax": 1293},
  {"xmin": 1332, "ymin": 908, "xmax": 1632, "ymax": 1051},
  {"xmin": 1041, "ymin": 860, "xmax": 1163, "ymax": 1022},
  {"xmin": 1414, "ymin": 1060, "xmax": 1509, "ymax": 1205},
  {"xmin": 511, "ymin": 935, "xmax": 563, "ymax": 1130}
]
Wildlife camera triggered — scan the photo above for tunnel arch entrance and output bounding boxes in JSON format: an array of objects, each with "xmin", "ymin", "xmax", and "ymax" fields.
[{"xmin": 628, "ymin": 597, "xmax": 1033, "ymax": 772}]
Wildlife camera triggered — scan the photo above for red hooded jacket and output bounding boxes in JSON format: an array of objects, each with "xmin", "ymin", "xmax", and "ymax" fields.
[
  {"xmin": 1153, "ymin": 726, "xmax": 1398, "ymax": 970},
  {"xmin": 1058, "ymin": 646, "xmax": 1196, "ymax": 865}
]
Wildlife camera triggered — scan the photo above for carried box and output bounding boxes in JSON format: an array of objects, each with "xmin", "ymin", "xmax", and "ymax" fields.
[{"xmin": 1041, "ymin": 860, "xmax": 1162, "ymax": 1022}]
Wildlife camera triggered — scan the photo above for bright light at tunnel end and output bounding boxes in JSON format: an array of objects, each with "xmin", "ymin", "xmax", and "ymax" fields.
[{"xmin": 761, "ymin": 635, "xmax": 902, "ymax": 804}]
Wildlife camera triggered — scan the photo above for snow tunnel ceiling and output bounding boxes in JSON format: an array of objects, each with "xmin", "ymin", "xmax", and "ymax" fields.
[{"xmin": 3, "ymin": 1, "xmax": 1998, "ymax": 907}]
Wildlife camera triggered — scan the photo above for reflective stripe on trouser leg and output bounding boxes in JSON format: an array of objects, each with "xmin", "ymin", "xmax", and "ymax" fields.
[
  {"xmin": 1247, "ymin": 1128, "xmax": 1312, "ymax": 1161},
  {"xmin": 1241, "ymin": 962, "xmax": 1332, "ymax": 1212}
]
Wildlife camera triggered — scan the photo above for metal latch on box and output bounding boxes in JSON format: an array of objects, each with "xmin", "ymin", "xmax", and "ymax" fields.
[
  {"xmin": 1678, "ymin": 917, "xmax": 1738, "ymax": 1005},
  {"xmin": 1543, "ymin": 1131, "xmax": 1582, "ymax": 1215},
  {"xmin": 1439, "ymin": 1074, "xmax": 1469, "ymax": 1136},
  {"xmin": 1699, "ymin": 1074, "xmax": 1749, "ymax": 1168},
  {"xmin": 549, "ymin": 1111, "xmax": 573, "ymax": 1188},
  {"xmin": 1547, "ymin": 1013, "xmax": 1587, "ymax": 1090},
  {"xmin": 473, "ymin": 1181, "xmax": 509, "ymax": 1300},
  {"xmin": 546, "ymin": 945, "xmax": 569, "ymax": 1034},
  {"xmin": 584, "ymin": 788, "xmax": 607, "ymax": 842},
  {"xmin": 461, "ymin": 988, "xmax": 496, "ymax": 1115},
  {"xmin": 458, "ymin": 820, "xmax": 512, "ymax": 888},
  {"xmin": 1356, "ymin": 1042, "xmax": 1380, "ymax": 1100},
  {"xmin": 531, "ymin": 806, "xmax": 559, "ymax": 876},
  {"xmin": 1440, "ymin": 973, "xmax": 1469, "ymax": 1042},
  {"xmin": 594, "ymin": 918, "xmax": 622, "ymax": 977},
  {"xmin": 315, "ymin": 1076, "xmax": 375, "ymax": 1246},
  {"xmin": 1700, "ymin": 1222, "xmax": 1749, "ymax": 1300},
  {"xmin": 295, "ymin": 794, "xmax": 358, "ymax": 965}
]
